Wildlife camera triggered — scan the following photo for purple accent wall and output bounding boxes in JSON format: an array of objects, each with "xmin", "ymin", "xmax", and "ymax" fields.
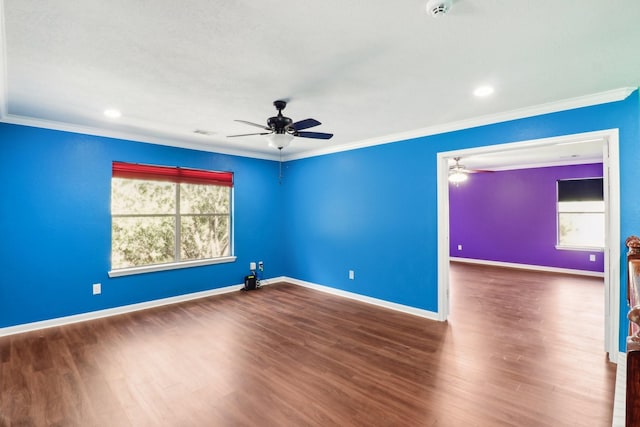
[{"xmin": 449, "ymin": 163, "xmax": 604, "ymax": 272}]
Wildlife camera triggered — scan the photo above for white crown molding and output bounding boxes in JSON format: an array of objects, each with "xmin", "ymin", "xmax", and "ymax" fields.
[
  {"xmin": 0, "ymin": 113, "xmax": 282, "ymax": 161},
  {"xmin": 283, "ymin": 87, "xmax": 636, "ymax": 161}
]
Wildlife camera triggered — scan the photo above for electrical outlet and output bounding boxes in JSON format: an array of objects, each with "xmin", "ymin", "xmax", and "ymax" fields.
[
  {"xmin": 258, "ymin": 261, "xmax": 264, "ymax": 271},
  {"xmin": 457, "ymin": 244, "xmax": 463, "ymax": 251},
  {"xmin": 92, "ymin": 283, "xmax": 101, "ymax": 295},
  {"xmin": 250, "ymin": 262, "xmax": 256, "ymax": 271},
  {"xmin": 349, "ymin": 270, "xmax": 354, "ymax": 280},
  {"xmin": 589, "ymin": 254, "xmax": 596, "ymax": 262}
]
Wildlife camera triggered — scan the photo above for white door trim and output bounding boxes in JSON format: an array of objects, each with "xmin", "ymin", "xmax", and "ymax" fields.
[{"xmin": 436, "ymin": 128, "xmax": 620, "ymax": 362}]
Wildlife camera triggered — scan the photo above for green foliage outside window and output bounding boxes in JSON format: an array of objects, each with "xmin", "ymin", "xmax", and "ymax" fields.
[{"xmin": 111, "ymin": 178, "xmax": 231, "ymax": 269}]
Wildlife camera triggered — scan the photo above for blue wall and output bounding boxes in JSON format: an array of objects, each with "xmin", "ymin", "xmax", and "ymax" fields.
[
  {"xmin": 0, "ymin": 123, "xmax": 284, "ymax": 327},
  {"xmin": 282, "ymin": 141, "xmax": 438, "ymax": 310},
  {"xmin": 283, "ymin": 90, "xmax": 640, "ymax": 352}
]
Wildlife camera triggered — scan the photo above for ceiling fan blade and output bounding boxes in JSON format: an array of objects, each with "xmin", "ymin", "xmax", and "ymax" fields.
[
  {"xmin": 290, "ymin": 118, "xmax": 321, "ymax": 131},
  {"xmin": 227, "ymin": 132, "xmax": 272, "ymax": 138},
  {"xmin": 295, "ymin": 131, "xmax": 333, "ymax": 140},
  {"xmin": 234, "ymin": 120, "xmax": 271, "ymax": 131}
]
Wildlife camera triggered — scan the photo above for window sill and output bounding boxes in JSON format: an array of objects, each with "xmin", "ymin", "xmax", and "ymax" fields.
[
  {"xmin": 555, "ymin": 245, "xmax": 604, "ymax": 252},
  {"xmin": 108, "ymin": 256, "xmax": 237, "ymax": 278}
]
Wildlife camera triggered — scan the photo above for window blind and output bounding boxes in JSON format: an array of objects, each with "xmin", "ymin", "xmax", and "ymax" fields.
[
  {"xmin": 557, "ymin": 178, "xmax": 603, "ymax": 202},
  {"xmin": 112, "ymin": 162, "xmax": 233, "ymax": 187}
]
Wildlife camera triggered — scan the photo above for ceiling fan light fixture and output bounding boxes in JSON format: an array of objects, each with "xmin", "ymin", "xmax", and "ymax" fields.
[
  {"xmin": 266, "ymin": 133, "xmax": 294, "ymax": 149},
  {"xmin": 449, "ymin": 170, "xmax": 468, "ymax": 183}
]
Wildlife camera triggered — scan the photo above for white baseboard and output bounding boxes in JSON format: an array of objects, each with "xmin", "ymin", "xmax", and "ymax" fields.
[
  {"xmin": 0, "ymin": 282, "xmax": 245, "ymax": 337},
  {"xmin": 258, "ymin": 277, "xmax": 282, "ymax": 287},
  {"xmin": 450, "ymin": 257, "xmax": 605, "ymax": 278},
  {"xmin": 0, "ymin": 275, "xmax": 436, "ymax": 337},
  {"xmin": 284, "ymin": 277, "xmax": 440, "ymax": 321},
  {"xmin": 612, "ymin": 352, "xmax": 626, "ymax": 427}
]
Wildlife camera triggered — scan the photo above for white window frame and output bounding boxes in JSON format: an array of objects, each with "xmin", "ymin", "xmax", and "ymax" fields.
[
  {"xmin": 556, "ymin": 177, "xmax": 604, "ymax": 252},
  {"xmin": 108, "ymin": 166, "xmax": 236, "ymax": 277}
]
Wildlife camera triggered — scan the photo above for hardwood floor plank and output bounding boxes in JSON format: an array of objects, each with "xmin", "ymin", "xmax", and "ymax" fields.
[{"xmin": 0, "ymin": 263, "xmax": 615, "ymax": 426}]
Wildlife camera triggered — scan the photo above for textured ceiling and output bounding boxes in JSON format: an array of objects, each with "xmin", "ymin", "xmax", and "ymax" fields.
[{"xmin": 1, "ymin": 0, "xmax": 639, "ymax": 163}]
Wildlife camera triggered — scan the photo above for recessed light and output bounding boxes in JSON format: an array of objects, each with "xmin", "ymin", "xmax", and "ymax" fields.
[
  {"xmin": 473, "ymin": 86, "xmax": 494, "ymax": 97},
  {"xmin": 103, "ymin": 108, "xmax": 122, "ymax": 118}
]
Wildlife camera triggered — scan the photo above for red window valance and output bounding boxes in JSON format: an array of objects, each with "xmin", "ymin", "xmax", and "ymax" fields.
[{"xmin": 112, "ymin": 162, "xmax": 233, "ymax": 187}]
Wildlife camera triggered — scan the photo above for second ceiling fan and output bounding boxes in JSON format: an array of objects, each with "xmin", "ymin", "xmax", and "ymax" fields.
[{"xmin": 449, "ymin": 157, "xmax": 493, "ymax": 183}]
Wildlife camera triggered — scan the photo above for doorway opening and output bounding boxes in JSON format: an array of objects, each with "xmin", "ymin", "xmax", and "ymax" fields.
[{"xmin": 436, "ymin": 129, "xmax": 620, "ymax": 362}]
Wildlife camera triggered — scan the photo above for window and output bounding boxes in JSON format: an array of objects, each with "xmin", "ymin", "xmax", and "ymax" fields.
[
  {"xmin": 110, "ymin": 162, "xmax": 233, "ymax": 275},
  {"xmin": 557, "ymin": 177, "xmax": 604, "ymax": 249}
]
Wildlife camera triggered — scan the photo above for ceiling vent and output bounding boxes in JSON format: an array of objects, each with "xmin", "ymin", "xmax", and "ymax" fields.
[{"xmin": 426, "ymin": 0, "xmax": 452, "ymax": 17}]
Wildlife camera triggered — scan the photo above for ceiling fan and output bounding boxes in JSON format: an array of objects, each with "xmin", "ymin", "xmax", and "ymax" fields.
[
  {"xmin": 449, "ymin": 157, "xmax": 492, "ymax": 183},
  {"xmin": 227, "ymin": 100, "xmax": 333, "ymax": 149}
]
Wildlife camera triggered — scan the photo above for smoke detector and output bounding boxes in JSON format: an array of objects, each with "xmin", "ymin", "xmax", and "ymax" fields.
[{"xmin": 426, "ymin": 0, "xmax": 452, "ymax": 17}]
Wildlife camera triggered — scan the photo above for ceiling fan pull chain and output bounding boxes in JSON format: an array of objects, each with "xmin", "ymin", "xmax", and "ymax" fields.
[{"xmin": 278, "ymin": 148, "xmax": 283, "ymax": 184}]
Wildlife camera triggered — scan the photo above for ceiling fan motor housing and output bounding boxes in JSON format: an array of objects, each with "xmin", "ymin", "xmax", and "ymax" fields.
[
  {"xmin": 268, "ymin": 115, "xmax": 293, "ymax": 133},
  {"xmin": 268, "ymin": 100, "xmax": 293, "ymax": 133}
]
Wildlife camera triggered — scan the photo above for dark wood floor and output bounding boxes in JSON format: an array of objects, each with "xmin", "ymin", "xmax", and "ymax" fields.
[{"xmin": 0, "ymin": 263, "xmax": 615, "ymax": 426}]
